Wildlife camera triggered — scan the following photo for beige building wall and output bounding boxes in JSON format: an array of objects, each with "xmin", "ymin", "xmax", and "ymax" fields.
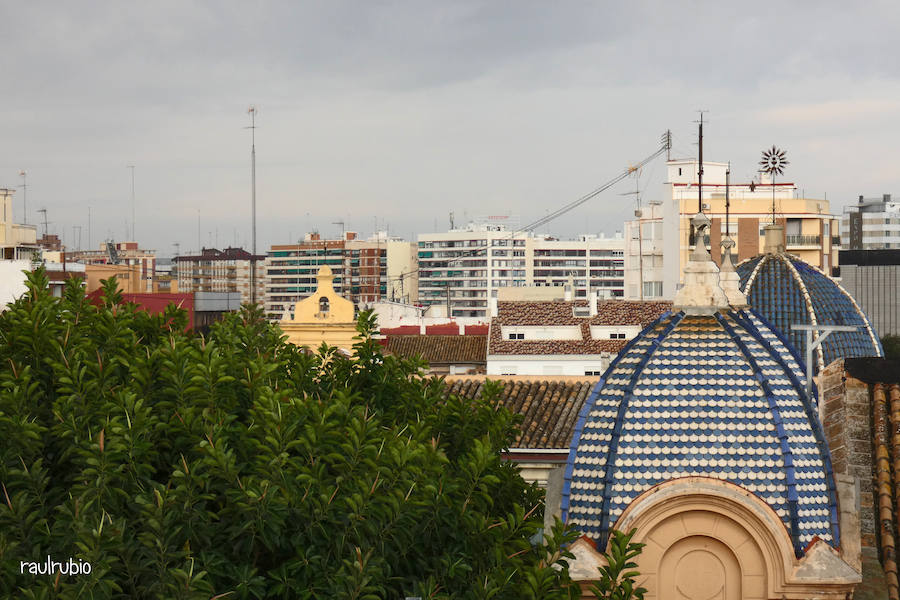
[
  {"xmin": 84, "ymin": 263, "xmax": 142, "ymax": 293},
  {"xmin": 385, "ymin": 240, "xmax": 417, "ymax": 303}
]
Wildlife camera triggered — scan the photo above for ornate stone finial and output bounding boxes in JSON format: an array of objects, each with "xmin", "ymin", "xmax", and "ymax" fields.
[
  {"xmin": 315, "ymin": 265, "xmax": 336, "ymax": 293},
  {"xmin": 719, "ymin": 237, "xmax": 748, "ymax": 308},
  {"xmin": 674, "ymin": 213, "xmax": 730, "ymax": 315}
]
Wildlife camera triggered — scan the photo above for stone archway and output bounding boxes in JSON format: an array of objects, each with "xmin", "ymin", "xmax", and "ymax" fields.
[
  {"xmin": 566, "ymin": 477, "xmax": 859, "ymax": 599},
  {"xmin": 634, "ymin": 508, "xmax": 767, "ymax": 600}
]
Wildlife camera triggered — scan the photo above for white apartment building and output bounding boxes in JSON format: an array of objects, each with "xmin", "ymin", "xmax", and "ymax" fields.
[
  {"xmin": 623, "ymin": 200, "xmax": 666, "ymax": 300},
  {"xmin": 417, "ymin": 221, "xmax": 624, "ymax": 319},
  {"xmin": 842, "ymin": 194, "xmax": 900, "ymax": 250}
]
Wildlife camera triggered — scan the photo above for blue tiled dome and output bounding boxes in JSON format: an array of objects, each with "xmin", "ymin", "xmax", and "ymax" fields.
[
  {"xmin": 737, "ymin": 253, "xmax": 883, "ymax": 372},
  {"xmin": 561, "ymin": 308, "xmax": 839, "ymax": 558}
]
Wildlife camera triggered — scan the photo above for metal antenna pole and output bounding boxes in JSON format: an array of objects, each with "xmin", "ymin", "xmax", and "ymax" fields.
[
  {"xmin": 88, "ymin": 206, "xmax": 92, "ymax": 250},
  {"xmin": 127, "ymin": 165, "xmax": 135, "ymax": 241},
  {"xmin": 725, "ymin": 162, "xmax": 731, "ymax": 238},
  {"xmin": 18, "ymin": 170, "xmax": 27, "ymax": 225},
  {"xmin": 697, "ymin": 112, "xmax": 705, "ymax": 214},
  {"xmin": 248, "ymin": 106, "xmax": 258, "ymax": 305}
]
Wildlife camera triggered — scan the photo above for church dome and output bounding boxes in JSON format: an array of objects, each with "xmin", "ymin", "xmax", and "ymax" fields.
[
  {"xmin": 737, "ymin": 252, "xmax": 883, "ymax": 372},
  {"xmin": 561, "ymin": 307, "xmax": 840, "ymax": 557}
]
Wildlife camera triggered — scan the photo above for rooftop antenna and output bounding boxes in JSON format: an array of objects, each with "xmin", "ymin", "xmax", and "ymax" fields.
[
  {"xmin": 73, "ymin": 225, "xmax": 82, "ymax": 251},
  {"xmin": 127, "ymin": 165, "xmax": 136, "ymax": 241},
  {"xmin": 760, "ymin": 146, "xmax": 788, "ymax": 224},
  {"xmin": 37, "ymin": 208, "xmax": 49, "ymax": 237},
  {"xmin": 173, "ymin": 242, "xmax": 181, "ymax": 258},
  {"xmin": 622, "ymin": 167, "xmax": 644, "ymax": 300},
  {"xmin": 18, "ymin": 170, "xmax": 27, "ymax": 224},
  {"xmin": 88, "ymin": 206, "xmax": 92, "ymax": 250},
  {"xmin": 696, "ymin": 111, "xmax": 708, "ymax": 214},
  {"xmin": 725, "ymin": 162, "xmax": 731, "ymax": 237},
  {"xmin": 246, "ymin": 105, "xmax": 258, "ymax": 304}
]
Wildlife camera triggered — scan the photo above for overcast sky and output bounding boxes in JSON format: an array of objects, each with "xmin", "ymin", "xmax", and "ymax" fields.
[{"xmin": 3, "ymin": 2, "xmax": 900, "ymax": 256}]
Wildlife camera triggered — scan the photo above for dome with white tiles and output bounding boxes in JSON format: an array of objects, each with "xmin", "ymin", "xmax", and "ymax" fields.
[{"xmin": 561, "ymin": 215, "xmax": 840, "ymax": 559}]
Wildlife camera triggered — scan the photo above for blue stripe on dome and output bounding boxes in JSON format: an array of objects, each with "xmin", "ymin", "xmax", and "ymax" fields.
[
  {"xmin": 729, "ymin": 309, "xmax": 840, "ymax": 547},
  {"xmin": 561, "ymin": 310, "xmax": 676, "ymax": 523},
  {"xmin": 716, "ymin": 311, "xmax": 803, "ymax": 557},
  {"xmin": 595, "ymin": 312, "xmax": 685, "ymax": 549}
]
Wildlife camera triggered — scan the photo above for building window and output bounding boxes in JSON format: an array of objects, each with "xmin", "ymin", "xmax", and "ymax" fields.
[
  {"xmin": 642, "ymin": 281, "xmax": 663, "ymax": 298},
  {"xmin": 508, "ymin": 333, "xmax": 524, "ymax": 340},
  {"xmin": 319, "ymin": 297, "xmax": 330, "ymax": 314},
  {"xmin": 585, "ymin": 370, "xmax": 604, "ymax": 376},
  {"xmin": 609, "ymin": 333, "xmax": 626, "ymax": 339}
]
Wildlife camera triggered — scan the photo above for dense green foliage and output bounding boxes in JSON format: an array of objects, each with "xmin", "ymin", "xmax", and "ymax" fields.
[
  {"xmin": 589, "ymin": 530, "xmax": 645, "ymax": 600},
  {"xmin": 0, "ymin": 271, "xmax": 581, "ymax": 599},
  {"xmin": 882, "ymin": 334, "xmax": 900, "ymax": 361}
]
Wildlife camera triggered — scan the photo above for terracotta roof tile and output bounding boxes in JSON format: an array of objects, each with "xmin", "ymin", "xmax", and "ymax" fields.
[
  {"xmin": 385, "ymin": 335, "xmax": 486, "ymax": 364},
  {"xmin": 488, "ymin": 299, "xmax": 671, "ymax": 355},
  {"xmin": 444, "ymin": 377, "xmax": 594, "ymax": 449}
]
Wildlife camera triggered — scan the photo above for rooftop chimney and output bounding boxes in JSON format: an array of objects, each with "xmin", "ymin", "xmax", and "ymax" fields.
[{"xmin": 763, "ymin": 224, "xmax": 785, "ymax": 254}]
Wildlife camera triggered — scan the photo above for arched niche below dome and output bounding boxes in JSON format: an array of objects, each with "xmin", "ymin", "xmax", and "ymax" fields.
[{"xmin": 567, "ymin": 478, "xmax": 859, "ymax": 599}]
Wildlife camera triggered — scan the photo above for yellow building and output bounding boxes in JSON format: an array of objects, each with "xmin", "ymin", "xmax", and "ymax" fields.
[
  {"xmin": 668, "ymin": 159, "xmax": 840, "ymax": 272},
  {"xmin": 279, "ymin": 265, "xmax": 358, "ymax": 354}
]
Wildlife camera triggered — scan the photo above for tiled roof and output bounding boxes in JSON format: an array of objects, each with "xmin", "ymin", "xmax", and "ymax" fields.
[
  {"xmin": 562, "ymin": 309, "xmax": 839, "ymax": 556},
  {"xmin": 445, "ymin": 377, "xmax": 593, "ymax": 449},
  {"xmin": 488, "ymin": 300, "xmax": 671, "ymax": 355},
  {"xmin": 385, "ymin": 335, "xmax": 486, "ymax": 364},
  {"xmin": 737, "ymin": 253, "xmax": 883, "ymax": 371}
]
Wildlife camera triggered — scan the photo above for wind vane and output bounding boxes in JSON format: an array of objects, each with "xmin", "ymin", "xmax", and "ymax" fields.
[{"xmin": 759, "ymin": 146, "xmax": 789, "ymax": 223}]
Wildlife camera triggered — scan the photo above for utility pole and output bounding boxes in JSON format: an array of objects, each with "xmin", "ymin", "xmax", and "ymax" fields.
[
  {"xmin": 247, "ymin": 106, "xmax": 258, "ymax": 305},
  {"xmin": 18, "ymin": 170, "xmax": 27, "ymax": 225},
  {"xmin": 127, "ymin": 165, "xmax": 135, "ymax": 241}
]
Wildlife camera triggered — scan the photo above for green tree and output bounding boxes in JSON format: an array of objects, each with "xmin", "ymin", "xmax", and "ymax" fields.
[
  {"xmin": 882, "ymin": 334, "xmax": 900, "ymax": 361},
  {"xmin": 590, "ymin": 529, "xmax": 646, "ymax": 600},
  {"xmin": 0, "ymin": 270, "xmax": 581, "ymax": 599}
]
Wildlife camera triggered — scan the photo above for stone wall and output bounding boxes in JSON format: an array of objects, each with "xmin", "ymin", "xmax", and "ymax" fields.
[{"xmin": 821, "ymin": 359, "xmax": 891, "ymax": 599}]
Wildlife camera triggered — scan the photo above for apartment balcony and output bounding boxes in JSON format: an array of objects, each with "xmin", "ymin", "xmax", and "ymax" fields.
[{"xmin": 785, "ymin": 234, "xmax": 821, "ymax": 248}]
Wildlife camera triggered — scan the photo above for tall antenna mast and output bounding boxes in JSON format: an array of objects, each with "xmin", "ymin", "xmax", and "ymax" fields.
[
  {"xmin": 127, "ymin": 165, "xmax": 135, "ymax": 241},
  {"xmin": 725, "ymin": 162, "xmax": 731, "ymax": 237},
  {"xmin": 247, "ymin": 105, "xmax": 258, "ymax": 304},
  {"xmin": 697, "ymin": 111, "xmax": 707, "ymax": 214},
  {"xmin": 38, "ymin": 208, "xmax": 49, "ymax": 237},
  {"xmin": 18, "ymin": 170, "xmax": 27, "ymax": 225}
]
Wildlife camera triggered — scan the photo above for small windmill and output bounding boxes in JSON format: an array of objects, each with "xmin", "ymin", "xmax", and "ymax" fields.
[{"xmin": 759, "ymin": 146, "xmax": 789, "ymax": 224}]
